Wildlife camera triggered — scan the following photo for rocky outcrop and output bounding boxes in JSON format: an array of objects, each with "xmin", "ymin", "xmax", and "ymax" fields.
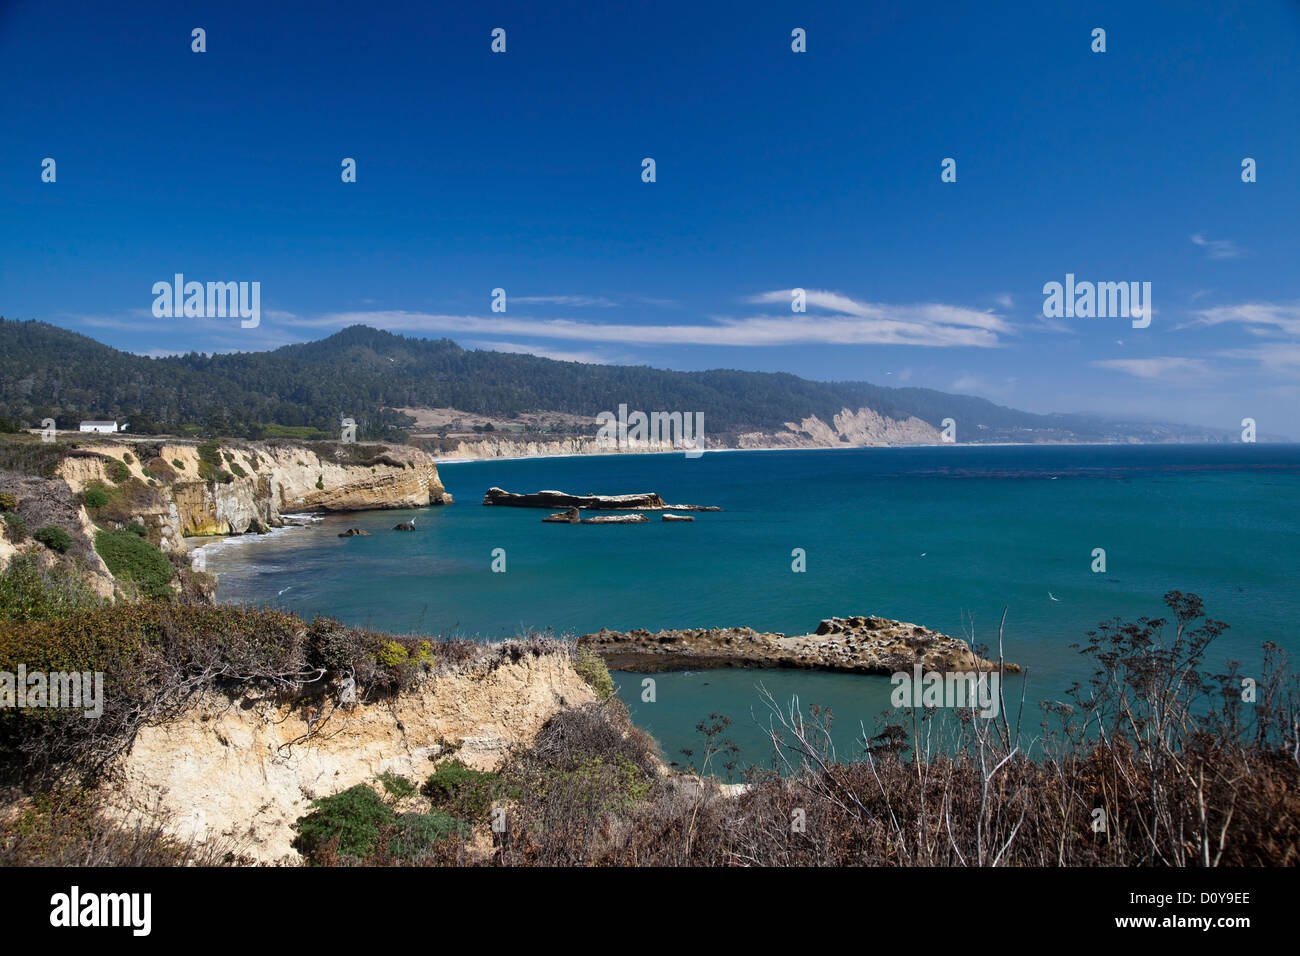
[
  {"xmin": 53, "ymin": 440, "xmax": 452, "ymax": 548},
  {"xmin": 662, "ymin": 513, "xmax": 694, "ymax": 522},
  {"xmin": 484, "ymin": 487, "xmax": 720, "ymax": 511},
  {"xmin": 100, "ymin": 643, "xmax": 598, "ymax": 865},
  {"xmin": 0, "ymin": 468, "xmax": 117, "ymax": 596},
  {"xmin": 337, "ymin": 528, "xmax": 370, "ymax": 537},
  {"xmin": 578, "ymin": 616, "xmax": 1019, "ymax": 675},
  {"xmin": 542, "ymin": 508, "xmax": 649, "ymax": 524},
  {"xmin": 738, "ymin": 407, "xmax": 941, "ymax": 450}
]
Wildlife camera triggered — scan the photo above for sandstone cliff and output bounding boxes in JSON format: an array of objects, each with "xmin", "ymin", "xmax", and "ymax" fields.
[
  {"xmin": 101, "ymin": 643, "xmax": 597, "ymax": 864},
  {"xmin": 430, "ymin": 406, "xmax": 941, "ymax": 459},
  {"xmin": 53, "ymin": 440, "xmax": 452, "ymax": 551}
]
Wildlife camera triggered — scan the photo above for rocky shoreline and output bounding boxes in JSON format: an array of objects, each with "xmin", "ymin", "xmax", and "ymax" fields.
[{"xmin": 578, "ymin": 615, "xmax": 1020, "ymax": 675}]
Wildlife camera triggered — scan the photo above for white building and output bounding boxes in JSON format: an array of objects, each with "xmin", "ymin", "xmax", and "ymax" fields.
[{"xmin": 79, "ymin": 421, "xmax": 121, "ymax": 433}]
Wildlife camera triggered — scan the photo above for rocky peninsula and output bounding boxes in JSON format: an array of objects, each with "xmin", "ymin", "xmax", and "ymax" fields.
[
  {"xmin": 578, "ymin": 615, "xmax": 1019, "ymax": 675},
  {"xmin": 483, "ymin": 487, "xmax": 720, "ymax": 511}
]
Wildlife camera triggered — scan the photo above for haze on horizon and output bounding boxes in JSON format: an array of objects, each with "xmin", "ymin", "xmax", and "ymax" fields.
[{"xmin": 2, "ymin": 0, "xmax": 1297, "ymax": 436}]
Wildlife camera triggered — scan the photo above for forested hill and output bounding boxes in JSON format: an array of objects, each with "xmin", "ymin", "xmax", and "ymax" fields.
[{"xmin": 0, "ymin": 319, "xmax": 1215, "ymax": 442}]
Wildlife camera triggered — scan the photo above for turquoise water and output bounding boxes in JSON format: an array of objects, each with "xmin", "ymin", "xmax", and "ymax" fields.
[{"xmin": 203, "ymin": 444, "xmax": 1300, "ymax": 771}]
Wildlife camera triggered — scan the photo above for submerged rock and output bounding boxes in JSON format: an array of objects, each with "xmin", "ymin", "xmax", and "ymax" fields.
[
  {"xmin": 543, "ymin": 508, "xmax": 648, "ymax": 524},
  {"xmin": 337, "ymin": 528, "xmax": 370, "ymax": 537}
]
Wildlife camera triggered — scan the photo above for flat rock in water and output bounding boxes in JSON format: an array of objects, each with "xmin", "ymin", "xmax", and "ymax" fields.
[
  {"xmin": 577, "ymin": 616, "xmax": 1020, "ymax": 675},
  {"xmin": 337, "ymin": 528, "xmax": 371, "ymax": 537},
  {"xmin": 484, "ymin": 487, "xmax": 720, "ymax": 511},
  {"xmin": 661, "ymin": 513, "xmax": 694, "ymax": 522}
]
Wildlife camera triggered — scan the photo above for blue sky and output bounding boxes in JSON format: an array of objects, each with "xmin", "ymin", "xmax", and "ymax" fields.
[{"xmin": 2, "ymin": 0, "xmax": 1298, "ymax": 433}]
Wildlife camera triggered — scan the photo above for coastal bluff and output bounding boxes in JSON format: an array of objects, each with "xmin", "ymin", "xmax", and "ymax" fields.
[
  {"xmin": 100, "ymin": 640, "xmax": 598, "ymax": 865},
  {"xmin": 52, "ymin": 439, "xmax": 452, "ymax": 545},
  {"xmin": 578, "ymin": 615, "xmax": 1020, "ymax": 675}
]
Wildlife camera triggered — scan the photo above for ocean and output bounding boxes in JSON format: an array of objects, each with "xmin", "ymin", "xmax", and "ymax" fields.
[{"xmin": 201, "ymin": 443, "xmax": 1300, "ymax": 773}]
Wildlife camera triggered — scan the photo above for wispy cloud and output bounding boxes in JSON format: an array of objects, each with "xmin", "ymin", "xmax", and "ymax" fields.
[
  {"xmin": 740, "ymin": 289, "xmax": 1009, "ymax": 346},
  {"xmin": 1186, "ymin": 301, "xmax": 1300, "ymax": 337},
  {"xmin": 1190, "ymin": 233, "xmax": 1247, "ymax": 260},
  {"xmin": 464, "ymin": 340, "xmax": 616, "ymax": 364},
  {"xmin": 510, "ymin": 295, "xmax": 617, "ymax": 307},
  {"xmin": 1216, "ymin": 345, "xmax": 1300, "ymax": 372},
  {"xmin": 271, "ymin": 292, "xmax": 1009, "ymax": 348},
  {"xmin": 1092, "ymin": 357, "xmax": 1212, "ymax": 381}
]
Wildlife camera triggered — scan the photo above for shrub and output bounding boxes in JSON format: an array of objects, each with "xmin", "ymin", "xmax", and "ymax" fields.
[
  {"xmin": 82, "ymin": 487, "xmax": 109, "ymax": 510},
  {"xmin": 196, "ymin": 442, "xmax": 229, "ymax": 484},
  {"xmin": 378, "ymin": 772, "xmax": 418, "ymax": 801},
  {"xmin": 387, "ymin": 811, "xmax": 466, "ymax": 862},
  {"xmin": 0, "ymin": 553, "xmax": 102, "ymax": 626},
  {"xmin": 105, "ymin": 459, "xmax": 130, "ymax": 483},
  {"xmin": 0, "ymin": 788, "xmax": 236, "ymax": 867},
  {"xmin": 574, "ymin": 645, "xmax": 614, "ymax": 701},
  {"xmin": 4, "ymin": 512, "xmax": 28, "ymax": 541},
  {"xmin": 146, "ymin": 458, "xmax": 178, "ymax": 482},
  {"xmin": 34, "ymin": 525, "xmax": 72, "ymax": 553},
  {"xmin": 228, "ymin": 461, "xmax": 247, "ymax": 479},
  {"xmin": 0, "ymin": 438, "xmax": 68, "ymax": 478},
  {"xmin": 315, "ymin": 476, "xmax": 324, "ymax": 490},
  {"xmin": 0, "ymin": 493, "xmax": 17, "ymax": 511},
  {"xmin": 171, "ymin": 459, "xmax": 184, "ymax": 470},
  {"xmin": 422, "ymin": 760, "xmax": 502, "ymax": 822},
  {"xmin": 376, "ymin": 640, "xmax": 408, "ymax": 668},
  {"xmin": 292, "ymin": 784, "xmax": 393, "ymax": 863},
  {"xmin": 126, "ymin": 522, "xmax": 148, "ymax": 537},
  {"xmin": 94, "ymin": 529, "xmax": 173, "ymax": 597},
  {"xmin": 76, "ymin": 477, "xmax": 164, "ymax": 525},
  {"xmin": 121, "ymin": 452, "xmax": 133, "ymax": 464}
]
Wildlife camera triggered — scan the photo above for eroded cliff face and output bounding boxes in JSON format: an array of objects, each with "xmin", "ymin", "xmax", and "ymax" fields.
[
  {"xmin": 55, "ymin": 441, "xmax": 452, "ymax": 548},
  {"xmin": 433, "ymin": 406, "xmax": 941, "ymax": 459},
  {"xmin": 101, "ymin": 648, "xmax": 597, "ymax": 864},
  {"xmin": 739, "ymin": 407, "xmax": 941, "ymax": 449}
]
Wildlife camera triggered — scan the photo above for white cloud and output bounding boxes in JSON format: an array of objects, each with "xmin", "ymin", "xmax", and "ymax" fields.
[
  {"xmin": 1187, "ymin": 301, "xmax": 1300, "ymax": 337},
  {"xmin": 510, "ymin": 295, "xmax": 617, "ymax": 307},
  {"xmin": 1092, "ymin": 357, "xmax": 1212, "ymax": 380},
  {"xmin": 272, "ymin": 295, "xmax": 1008, "ymax": 348},
  {"xmin": 464, "ymin": 340, "xmax": 616, "ymax": 364},
  {"xmin": 1216, "ymin": 345, "xmax": 1300, "ymax": 372},
  {"xmin": 1190, "ymin": 233, "xmax": 1246, "ymax": 260}
]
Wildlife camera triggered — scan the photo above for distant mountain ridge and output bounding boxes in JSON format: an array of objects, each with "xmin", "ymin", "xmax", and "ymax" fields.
[{"xmin": 0, "ymin": 319, "xmax": 1239, "ymax": 443}]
